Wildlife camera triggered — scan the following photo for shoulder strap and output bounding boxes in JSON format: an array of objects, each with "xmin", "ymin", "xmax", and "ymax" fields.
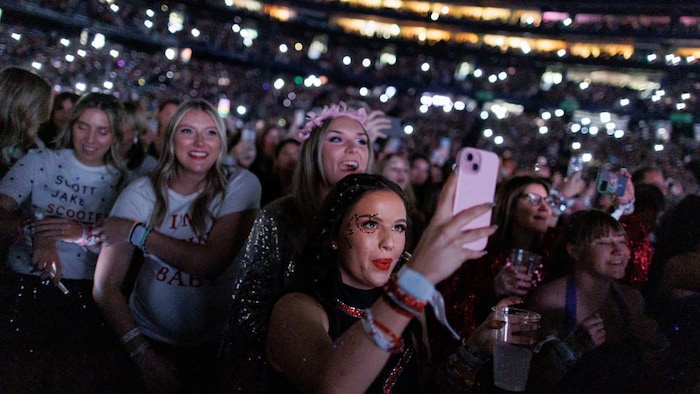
[{"xmin": 562, "ymin": 275, "xmax": 577, "ymax": 337}]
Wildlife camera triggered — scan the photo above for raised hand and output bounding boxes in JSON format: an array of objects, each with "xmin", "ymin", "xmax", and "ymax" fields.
[
  {"xmin": 407, "ymin": 171, "xmax": 497, "ymax": 284},
  {"xmin": 494, "ymin": 264, "xmax": 534, "ymax": 297}
]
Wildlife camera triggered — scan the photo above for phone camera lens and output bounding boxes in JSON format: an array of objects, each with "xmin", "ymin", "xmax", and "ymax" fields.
[
  {"xmin": 467, "ymin": 153, "xmax": 474, "ymax": 161},
  {"xmin": 472, "ymin": 163, "xmax": 479, "ymax": 171}
]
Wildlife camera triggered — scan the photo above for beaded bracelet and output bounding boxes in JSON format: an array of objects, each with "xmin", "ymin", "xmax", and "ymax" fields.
[
  {"xmin": 120, "ymin": 327, "xmax": 141, "ymax": 345},
  {"xmin": 360, "ymin": 308, "xmax": 404, "ymax": 354}
]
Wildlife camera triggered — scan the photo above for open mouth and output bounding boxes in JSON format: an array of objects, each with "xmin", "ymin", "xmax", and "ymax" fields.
[
  {"xmin": 189, "ymin": 151, "xmax": 208, "ymax": 159},
  {"xmin": 372, "ymin": 258, "xmax": 393, "ymax": 271},
  {"xmin": 341, "ymin": 161, "xmax": 359, "ymax": 171}
]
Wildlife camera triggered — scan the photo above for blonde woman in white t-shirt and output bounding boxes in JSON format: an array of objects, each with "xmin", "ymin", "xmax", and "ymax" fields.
[
  {"xmin": 93, "ymin": 99, "xmax": 260, "ymax": 392},
  {"xmin": 0, "ymin": 92, "xmax": 128, "ymax": 392}
]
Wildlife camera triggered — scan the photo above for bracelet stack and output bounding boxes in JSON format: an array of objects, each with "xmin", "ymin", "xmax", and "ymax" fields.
[
  {"xmin": 392, "ymin": 263, "xmax": 461, "ymax": 340},
  {"xmin": 363, "ymin": 255, "xmax": 464, "ymax": 351},
  {"xmin": 120, "ymin": 327, "xmax": 151, "ymax": 359},
  {"xmin": 128, "ymin": 222, "xmax": 153, "ymax": 251},
  {"xmin": 383, "ymin": 275, "xmax": 427, "ymax": 318}
]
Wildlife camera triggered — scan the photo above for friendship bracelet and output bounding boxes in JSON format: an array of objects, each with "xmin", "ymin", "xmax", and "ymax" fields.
[
  {"xmin": 381, "ymin": 292, "xmax": 417, "ymax": 318},
  {"xmin": 383, "ymin": 277, "xmax": 426, "ymax": 317},
  {"xmin": 129, "ymin": 341, "xmax": 151, "ymax": 359},
  {"xmin": 372, "ymin": 318, "xmax": 404, "ymax": 354},
  {"xmin": 120, "ymin": 327, "xmax": 142, "ymax": 345},
  {"xmin": 360, "ymin": 309, "xmax": 403, "ymax": 353}
]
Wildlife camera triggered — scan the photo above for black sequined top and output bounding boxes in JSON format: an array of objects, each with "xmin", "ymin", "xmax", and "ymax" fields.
[{"xmin": 218, "ymin": 196, "xmax": 307, "ymax": 392}]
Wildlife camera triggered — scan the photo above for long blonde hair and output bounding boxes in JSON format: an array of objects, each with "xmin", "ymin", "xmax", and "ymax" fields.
[
  {"xmin": 148, "ymin": 99, "xmax": 228, "ymax": 236},
  {"xmin": 0, "ymin": 66, "xmax": 52, "ymax": 152}
]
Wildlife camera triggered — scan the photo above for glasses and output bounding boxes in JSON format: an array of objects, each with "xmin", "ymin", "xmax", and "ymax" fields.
[{"xmin": 519, "ymin": 192, "xmax": 553, "ymax": 206}]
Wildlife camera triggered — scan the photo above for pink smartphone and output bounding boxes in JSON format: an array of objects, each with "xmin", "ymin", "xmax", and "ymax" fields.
[{"xmin": 452, "ymin": 147, "xmax": 500, "ymax": 251}]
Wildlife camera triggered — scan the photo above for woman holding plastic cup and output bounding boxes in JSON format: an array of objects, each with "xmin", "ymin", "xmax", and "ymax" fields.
[
  {"xmin": 527, "ymin": 210, "xmax": 668, "ymax": 393},
  {"xmin": 490, "ymin": 306, "xmax": 541, "ymax": 392},
  {"xmin": 435, "ymin": 176, "xmax": 553, "ymax": 363}
]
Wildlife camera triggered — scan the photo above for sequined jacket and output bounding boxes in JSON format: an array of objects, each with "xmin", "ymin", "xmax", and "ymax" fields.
[{"xmin": 218, "ymin": 196, "xmax": 307, "ymax": 392}]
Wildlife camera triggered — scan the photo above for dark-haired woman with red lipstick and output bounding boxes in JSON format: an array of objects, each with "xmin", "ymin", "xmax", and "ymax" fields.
[{"xmin": 265, "ymin": 173, "xmax": 512, "ymax": 393}]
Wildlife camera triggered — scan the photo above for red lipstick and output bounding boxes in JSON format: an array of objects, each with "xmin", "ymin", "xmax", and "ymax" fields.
[{"xmin": 372, "ymin": 258, "xmax": 393, "ymax": 271}]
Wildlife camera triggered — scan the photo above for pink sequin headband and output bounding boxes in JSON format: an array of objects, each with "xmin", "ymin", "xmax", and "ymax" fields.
[{"xmin": 298, "ymin": 102, "xmax": 368, "ymax": 141}]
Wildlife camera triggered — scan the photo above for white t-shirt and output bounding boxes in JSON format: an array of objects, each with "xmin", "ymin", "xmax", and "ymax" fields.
[
  {"xmin": 110, "ymin": 168, "xmax": 260, "ymax": 346},
  {"xmin": 0, "ymin": 149, "xmax": 122, "ymax": 279}
]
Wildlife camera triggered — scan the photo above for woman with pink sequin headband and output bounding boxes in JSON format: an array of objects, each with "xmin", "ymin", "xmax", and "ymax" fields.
[
  {"xmin": 218, "ymin": 101, "xmax": 376, "ymax": 391},
  {"xmin": 297, "ymin": 101, "xmax": 391, "ymax": 144}
]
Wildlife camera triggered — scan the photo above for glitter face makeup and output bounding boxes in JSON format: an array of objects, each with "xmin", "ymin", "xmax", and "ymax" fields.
[
  {"xmin": 337, "ymin": 191, "xmax": 407, "ymax": 289},
  {"xmin": 344, "ymin": 212, "xmax": 379, "ymax": 248}
]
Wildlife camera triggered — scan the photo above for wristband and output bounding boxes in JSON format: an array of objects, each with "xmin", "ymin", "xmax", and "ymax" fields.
[
  {"xmin": 129, "ymin": 223, "xmax": 144, "ymax": 246},
  {"xmin": 129, "ymin": 223, "xmax": 153, "ymax": 250},
  {"xmin": 396, "ymin": 265, "xmax": 434, "ymax": 301},
  {"xmin": 128, "ymin": 221, "xmax": 141, "ymax": 244},
  {"xmin": 396, "ymin": 260, "xmax": 460, "ymax": 340},
  {"xmin": 139, "ymin": 226, "xmax": 153, "ymax": 250}
]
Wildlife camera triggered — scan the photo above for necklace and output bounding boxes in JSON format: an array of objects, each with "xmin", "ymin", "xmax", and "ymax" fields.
[{"xmin": 335, "ymin": 299, "xmax": 364, "ymax": 318}]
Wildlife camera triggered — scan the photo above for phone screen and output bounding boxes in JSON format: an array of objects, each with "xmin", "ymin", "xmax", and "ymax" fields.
[
  {"xmin": 596, "ymin": 170, "xmax": 627, "ymax": 196},
  {"xmin": 217, "ymin": 98, "xmax": 231, "ymax": 118}
]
